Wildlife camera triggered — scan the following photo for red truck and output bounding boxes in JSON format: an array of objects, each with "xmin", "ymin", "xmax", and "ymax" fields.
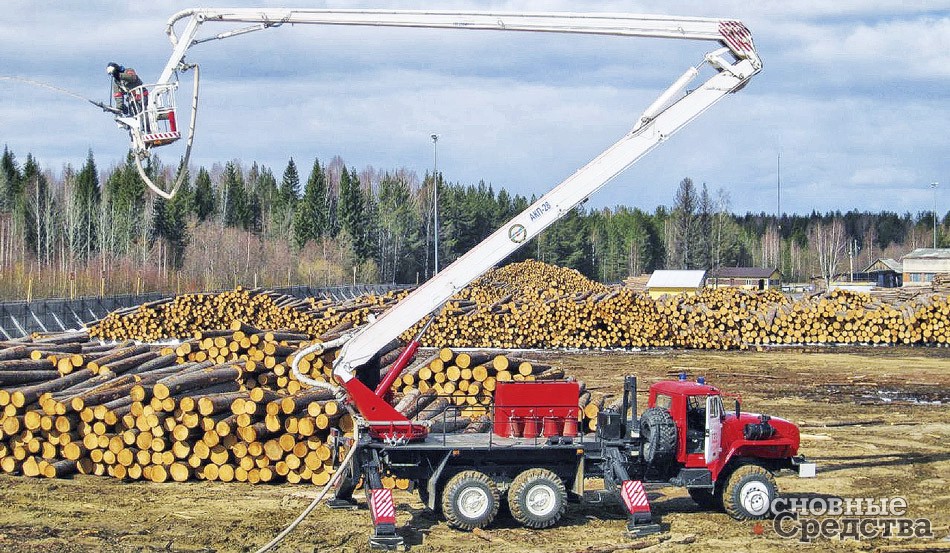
[{"xmin": 329, "ymin": 374, "xmax": 815, "ymax": 548}]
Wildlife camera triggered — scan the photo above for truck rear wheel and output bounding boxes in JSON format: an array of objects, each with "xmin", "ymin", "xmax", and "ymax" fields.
[
  {"xmin": 507, "ymin": 468, "xmax": 567, "ymax": 529},
  {"xmin": 721, "ymin": 464, "xmax": 777, "ymax": 520},
  {"xmin": 639, "ymin": 407, "xmax": 677, "ymax": 465},
  {"xmin": 441, "ymin": 470, "xmax": 500, "ymax": 531}
]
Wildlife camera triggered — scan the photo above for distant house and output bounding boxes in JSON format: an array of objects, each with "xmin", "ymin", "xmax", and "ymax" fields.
[
  {"xmin": 645, "ymin": 270, "xmax": 706, "ymax": 298},
  {"xmin": 707, "ymin": 267, "xmax": 781, "ymax": 291},
  {"xmin": 901, "ymin": 248, "xmax": 950, "ymax": 286},
  {"xmin": 862, "ymin": 258, "xmax": 902, "ymax": 288}
]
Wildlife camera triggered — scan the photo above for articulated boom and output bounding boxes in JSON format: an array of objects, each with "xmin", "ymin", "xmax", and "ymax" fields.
[{"xmin": 139, "ymin": 8, "xmax": 762, "ymax": 433}]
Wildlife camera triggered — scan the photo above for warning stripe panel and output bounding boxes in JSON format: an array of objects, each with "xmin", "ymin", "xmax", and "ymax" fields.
[
  {"xmin": 621, "ymin": 480, "xmax": 650, "ymax": 513},
  {"xmin": 719, "ymin": 20, "xmax": 754, "ymax": 57},
  {"xmin": 143, "ymin": 132, "xmax": 181, "ymax": 140},
  {"xmin": 369, "ymin": 488, "xmax": 397, "ymax": 523}
]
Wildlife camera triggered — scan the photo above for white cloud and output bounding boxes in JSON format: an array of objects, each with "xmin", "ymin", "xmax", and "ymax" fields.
[
  {"xmin": 1, "ymin": 2, "xmax": 949, "ymax": 215},
  {"xmin": 781, "ymin": 16, "xmax": 950, "ymax": 80},
  {"xmin": 849, "ymin": 167, "xmax": 917, "ymax": 187}
]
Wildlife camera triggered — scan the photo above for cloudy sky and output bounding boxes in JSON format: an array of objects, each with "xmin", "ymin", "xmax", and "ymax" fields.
[{"xmin": 1, "ymin": 1, "xmax": 948, "ymax": 215}]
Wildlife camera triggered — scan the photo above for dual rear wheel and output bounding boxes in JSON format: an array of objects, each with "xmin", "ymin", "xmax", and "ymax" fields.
[{"xmin": 440, "ymin": 468, "xmax": 567, "ymax": 531}]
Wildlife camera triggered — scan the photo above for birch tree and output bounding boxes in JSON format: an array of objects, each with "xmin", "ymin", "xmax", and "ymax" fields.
[{"xmin": 809, "ymin": 217, "xmax": 846, "ymax": 289}]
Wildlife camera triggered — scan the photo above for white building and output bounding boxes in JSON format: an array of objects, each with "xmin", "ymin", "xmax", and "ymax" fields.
[
  {"xmin": 901, "ymin": 248, "xmax": 950, "ymax": 286},
  {"xmin": 645, "ymin": 270, "xmax": 707, "ymax": 298}
]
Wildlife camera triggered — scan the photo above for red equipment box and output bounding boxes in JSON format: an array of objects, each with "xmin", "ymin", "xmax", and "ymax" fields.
[{"xmin": 493, "ymin": 381, "xmax": 580, "ymax": 438}]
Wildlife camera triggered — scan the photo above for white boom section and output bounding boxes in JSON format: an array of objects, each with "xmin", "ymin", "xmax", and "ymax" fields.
[
  {"xmin": 155, "ymin": 9, "xmax": 761, "ymax": 381},
  {"xmin": 159, "ymin": 9, "xmax": 760, "ymax": 85}
]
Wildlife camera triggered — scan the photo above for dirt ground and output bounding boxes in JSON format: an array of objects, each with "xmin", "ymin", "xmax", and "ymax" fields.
[{"xmin": 1, "ymin": 347, "xmax": 948, "ymax": 552}]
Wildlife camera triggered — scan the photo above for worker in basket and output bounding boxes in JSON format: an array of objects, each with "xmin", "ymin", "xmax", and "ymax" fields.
[{"xmin": 106, "ymin": 62, "xmax": 148, "ymax": 116}]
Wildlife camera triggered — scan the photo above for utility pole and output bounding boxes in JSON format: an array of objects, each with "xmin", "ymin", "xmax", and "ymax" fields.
[
  {"xmin": 777, "ymin": 152, "xmax": 781, "ymax": 225},
  {"xmin": 932, "ymin": 182, "xmax": 939, "ymax": 249},
  {"xmin": 432, "ymin": 133, "xmax": 440, "ymax": 274}
]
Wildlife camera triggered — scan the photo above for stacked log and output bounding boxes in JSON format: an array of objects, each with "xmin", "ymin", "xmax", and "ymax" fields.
[
  {"xmin": 6, "ymin": 259, "xmax": 950, "ymax": 488},
  {"xmin": 385, "ymin": 347, "xmax": 601, "ymax": 431},
  {"xmin": 388, "ymin": 348, "xmax": 569, "ymax": 422},
  {"xmin": 91, "ymin": 287, "xmax": 408, "ymax": 342},
  {"xmin": 1, "ymin": 332, "xmax": 563, "ymax": 485},
  {"xmin": 398, "ymin": 263, "xmax": 950, "ymax": 349},
  {"xmin": 0, "ymin": 330, "xmax": 356, "ymax": 485},
  {"xmin": 86, "ymin": 263, "xmax": 950, "ymax": 351}
]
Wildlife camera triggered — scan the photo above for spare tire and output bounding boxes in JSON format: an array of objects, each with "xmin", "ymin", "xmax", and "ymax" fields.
[{"xmin": 639, "ymin": 407, "xmax": 677, "ymax": 465}]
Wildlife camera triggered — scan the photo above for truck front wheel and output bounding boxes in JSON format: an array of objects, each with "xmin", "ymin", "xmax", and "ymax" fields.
[
  {"xmin": 721, "ymin": 464, "xmax": 777, "ymax": 520},
  {"xmin": 508, "ymin": 468, "xmax": 567, "ymax": 529},
  {"xmin": 441, "ymin": 470, "xmax": 500, "ymax": 531}
]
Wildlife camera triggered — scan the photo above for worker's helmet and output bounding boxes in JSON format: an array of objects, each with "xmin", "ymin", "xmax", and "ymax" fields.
[{"xmin": 106, "ymin": 62, "xmax": 122, "ymax": 76}]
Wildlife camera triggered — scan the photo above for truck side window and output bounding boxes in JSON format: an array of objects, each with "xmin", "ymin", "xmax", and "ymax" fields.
[
  {"xmin": 686, "ymin": 395, "xmax": 706, "ymax": 453},
  {"xmin": 708, "ymin": 397, "xmax": 720, "ymax": 418},
  {"xmin": 654, "ymin": 394, "xmax": 672, "ymax": 410}
]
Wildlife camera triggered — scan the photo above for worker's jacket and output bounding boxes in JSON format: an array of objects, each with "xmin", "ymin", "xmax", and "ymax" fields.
[{"xmin": 112, "ymin": 68, "xmax": 147, "ymax": 113}]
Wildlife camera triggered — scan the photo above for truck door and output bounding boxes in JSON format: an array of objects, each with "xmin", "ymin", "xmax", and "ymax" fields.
[{"xmin": 704, "ymin": 396, "xmax": 722, "ymax": 464}]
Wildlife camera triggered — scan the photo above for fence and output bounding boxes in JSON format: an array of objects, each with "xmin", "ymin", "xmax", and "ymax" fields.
[{"xmin": 0, "ymin": 284, "xmax": 410, "ymax": 339}]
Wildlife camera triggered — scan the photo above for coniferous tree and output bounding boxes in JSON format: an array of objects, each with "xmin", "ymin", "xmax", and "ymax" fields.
[
  {"xmin": 279, "ymin": 158, "xmax": 301, "ymax": 207},
  {"xmin": 292, "ymin": 158, "xmax": 328, "ymax": 248},
  {"xmin": 376, "ymin": 173, "xmax": 422, "ymax": 283},
  {"xmin": 221, "ymin": 161, "xmax": 247, "ymax": 229},
  {"xmin": 193, "ymin": 167, "xmax": 215, "ymax": 222},
  {"xmin": 337, "ymin": 167, "xmax": 368, "ymax": 258},
  {"xmin": 362, "ymin": 181, "xmax": 379, "ymax": 260},
  {"xmin": 153, "ymin": 164, "xmax": 191, "ymax": 269},
  {"xmin": 73, "ymin": 150, "xmax": 100, "ymax": 258},
  {"xmin": 0, "ymin": 146, "xmax": 23, "ymax": 213}
]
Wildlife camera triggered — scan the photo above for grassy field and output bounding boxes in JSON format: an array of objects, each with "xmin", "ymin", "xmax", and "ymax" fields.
[{"xmin": 0, "ymin": 347, "xmax": 948, "ymax": 552}]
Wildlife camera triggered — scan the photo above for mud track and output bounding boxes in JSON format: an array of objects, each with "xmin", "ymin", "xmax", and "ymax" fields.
[{"xmin": 1, "ymin": 347, "xmax": 948, "ymax": 552}]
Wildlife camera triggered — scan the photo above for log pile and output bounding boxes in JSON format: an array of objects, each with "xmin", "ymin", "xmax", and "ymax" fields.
[
  {"xmin": 88, "ymin": 262, "xmax": 950, "ymax": 351},
  {"xmin": 0, "ymin": 333, "xmax": 563, "ymax": 483},
  {"xmin": 0, "ymin": 329, "xmax": 361, "ymax": 484},
  {"xmin": 401, "ymin": 262, "xmax": 950, "ymax": 349},
  {"xmin": 90, "ymin": 287, "xmax": 408, "ymax": 342},
  {"xmin": 4, "ymin": 259, "xmax": 949, "ymax": 486}
]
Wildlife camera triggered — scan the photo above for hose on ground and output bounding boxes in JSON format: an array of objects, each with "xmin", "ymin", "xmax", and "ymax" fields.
[{"xmin": 254, "ymin": 404, "xmax": 360, "ymax": 553}]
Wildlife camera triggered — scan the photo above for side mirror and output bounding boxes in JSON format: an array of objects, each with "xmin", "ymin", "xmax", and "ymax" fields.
[{"xmin": 734, "ymin": 399, "xmax": 741, "ymax": 418}]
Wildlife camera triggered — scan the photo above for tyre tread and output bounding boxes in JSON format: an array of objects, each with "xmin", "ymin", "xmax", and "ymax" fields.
[
  {"xmin": 441, "ymin": 470, "xmax": 500, "ymax": 531},
  {"xmin": 721, "ymin": 464, "xmax": 777, "ymax": 520},
  {"xmin": 507, "ymin": 468, "xmax": 567, "ymax": 529}
]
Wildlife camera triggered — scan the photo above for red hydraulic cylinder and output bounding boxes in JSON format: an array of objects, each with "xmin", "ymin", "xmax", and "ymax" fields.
[{"xmin": 374, "ymin": 339, "xmax": 421, "ymax": 397}]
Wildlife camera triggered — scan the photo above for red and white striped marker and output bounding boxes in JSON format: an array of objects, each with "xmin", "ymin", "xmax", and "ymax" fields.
[
  {"xmin": 143, "ymin": 132, "xmax": 181, "ymax": 142},
  {"xmin": 719, "ymin": 20, "xmax": 755, "ymax": 58},
  {"xmin": 368, "ymin": 488, "xmax": 397, "ymax": 525},
  {"xmin": 620, "ymin": 480, "xmax": 651, "ymax": 514}
]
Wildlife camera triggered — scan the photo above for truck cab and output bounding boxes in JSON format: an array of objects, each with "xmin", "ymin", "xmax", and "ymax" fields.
[{"xmin": 641, "ymin": 377, "xmax": 814, "ymax": 519}]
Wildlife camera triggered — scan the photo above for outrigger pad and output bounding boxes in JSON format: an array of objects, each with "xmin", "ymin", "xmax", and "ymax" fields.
[
  {"xmin": 626, "ymin": 518, "xmax": 663, "ymax": 538},
  {"xmin": 368, "ymin": 530, "xmax": 404, "ymax": 551},
  {"xmin": 326, "ymin": 497, "xmax": 359, "ymax": 510}
]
